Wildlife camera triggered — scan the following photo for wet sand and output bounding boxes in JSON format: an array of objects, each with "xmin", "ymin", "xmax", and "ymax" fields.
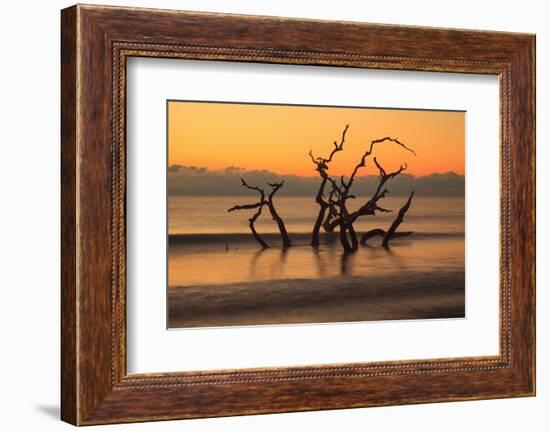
[
  {"xmin": 168, "ymin": 269, "xmax": 465, "ymax": 328},
  {"xmin": 167, "ymin": 231, "xmax": 465, "ymax": 328}
]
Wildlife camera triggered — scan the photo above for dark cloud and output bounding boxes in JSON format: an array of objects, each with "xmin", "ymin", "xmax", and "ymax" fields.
[
  {"xmin": 168, "ymin": 165, "xmax": 464, "ymax": 197},
  {"xmin": 168, "ymin": 164, "xmax": 182, "ymax": 173},
  {"xmin": 169, "ymin": 164, "xmax": 207, "ymax": 174},
  {"xmin": 223, "ymin": 166, "xmax": 245, "ymax": 174}
]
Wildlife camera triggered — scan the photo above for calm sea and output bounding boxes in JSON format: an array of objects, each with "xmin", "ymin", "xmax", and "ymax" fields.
[
  {"xmin": 168, "ymin": 195, "xmax": 464, "ymax": 236},
  {"xmin": 168, "ymin": 195, "xmax": 465, "ymax": 289}
]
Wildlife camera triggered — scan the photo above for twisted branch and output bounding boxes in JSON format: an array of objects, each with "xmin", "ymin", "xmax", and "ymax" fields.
[
  {"xmin": 227, "ymin": 178, "xmax": 269, "ymax": 248},
  {"xmin": 309, "ymin": 125, "xmax": 349, "ymax": 246}
]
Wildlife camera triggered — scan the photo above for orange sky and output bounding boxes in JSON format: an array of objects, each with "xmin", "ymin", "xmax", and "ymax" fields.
[{"xmin": 168, "ymin": 101, "xmax": 465, "ymax": 177}]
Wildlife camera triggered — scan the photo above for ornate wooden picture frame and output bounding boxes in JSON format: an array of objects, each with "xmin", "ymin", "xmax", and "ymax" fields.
[{"xmin": 61, "ymin": 4, "xmax": 535, "ymax": 425}]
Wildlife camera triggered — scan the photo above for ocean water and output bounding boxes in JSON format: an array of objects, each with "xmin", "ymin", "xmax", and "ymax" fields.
[
  {"xmin": 167, "ymin": 195, "xmax": 465, "ymax": 289},
  {"xmin": 168, "ymin": 195, "xmax": 464, "ymax": 236}
]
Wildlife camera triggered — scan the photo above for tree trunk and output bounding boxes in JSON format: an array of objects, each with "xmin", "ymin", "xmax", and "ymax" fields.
[
  {"xmin": 249, "ymin": 207, "xmax": 269, "ymax": 249},
  {"xmin": 338, "ymin": 206, "xmax": 357, "ymax": 252},
  {"xmin": 337, "ymin": 194, "xmax": 359, "ymax": 251},
  {"xmin": 348, "ymin": 224, "xmax": 359, "ymax": 250},
  {"xmin": 311, "ymin": 206, "xmax": 327, "ymax": 246},
  {"xmin": 339, "ymin": 227, "xmax": 354, "ymax": 253},
  {"xmin": 311, "ymin": 177, "xmax": 328, "ymax": 246},
  {"xmin": 382, "ymin": 191, "xmax": 415, "ymax": 247},
  {"xmin": 322, "ymin": 204, "xmax": 338, "ymax": 232},
  {"xmin": 267, "ymin": 203, "xmax": 292, "ymax": 248}
]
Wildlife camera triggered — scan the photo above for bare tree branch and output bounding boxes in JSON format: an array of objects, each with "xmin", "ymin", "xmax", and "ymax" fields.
[
  {"xmin": 240, "ymin": 178, "xmax": 265, "ymax": 200},
  {"xmin": 267, "ymin": 180, "xmax": 284, "ymax": 199},
  {"xmin": 327, "ymin": 156, "xmax": 410, "ymax": 231},
  {"xmin": 359, "ymin": 190, "xmax": 415, "ymax": 247},
  {"xmin": 360, "ymin": 229, "xmax": 412, "ymax": 246},
  {"xmin": 227, "ymin": 178, "xmax": 270, "ymax": 248},
  {"xmin": 370, "ymin": 136, "xmax": 417, "ymax": 156},
  {"xmin": 383, "ymin": 190, "xmax": 415, "ymax": 247},
  {"xmin": 367, "ymin": 158, "xmax": 408, "ymax": 209},
  {"xmin": 329, "ymin": 136, "xmax": 415, "ymax": 251},
  {"xmin": 309, "ymin": 125, "xmax": 348, "ymax": 246},
  {"xmin": 228, "ymin": 202, "xmax": 263, "ymax": 212},
  {"xmin": 309, "ymin": 124, "xmax": 349, "ymax": 169},
  {"xmin": 341, "ymin": 137, "xmax": 414, "ymax": 193}
]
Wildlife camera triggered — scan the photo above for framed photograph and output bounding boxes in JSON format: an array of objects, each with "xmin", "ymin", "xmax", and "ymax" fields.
[
  {"xmin": 61, "ymin": 4, "xmax": 535, "ymax": 425},
  {"xmin": 165, "ymin": 101, "xmax": 465, "ymax": 329}
]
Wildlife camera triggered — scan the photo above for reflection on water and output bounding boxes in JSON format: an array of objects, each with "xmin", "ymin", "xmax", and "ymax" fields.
[
  {"xmin": 168, "ymin": 195, "xmax": 464, "ymax": 289},
  {"xmin": 168, "ymin": 236, "xmax": 464, "ymax": 288}
]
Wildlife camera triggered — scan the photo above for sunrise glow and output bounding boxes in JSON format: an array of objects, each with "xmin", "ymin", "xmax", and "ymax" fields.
[{"xmin": 168, "ymin": 101, "xmax": 465, "ymax": 177}]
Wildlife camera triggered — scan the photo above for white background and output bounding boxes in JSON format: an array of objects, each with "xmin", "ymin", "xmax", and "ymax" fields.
[
  {"xmin": 127, "ymin": 59, "xmax": 500, "ymax": 373},
  {"xmin": 0, "ymin": 0, "xmax": 546, "ymax": 430}
]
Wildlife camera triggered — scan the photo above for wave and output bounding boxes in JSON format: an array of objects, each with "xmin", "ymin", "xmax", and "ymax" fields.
[{"xmin": 169, "ymin": 231, "xmax": 464, "ymax": 246}]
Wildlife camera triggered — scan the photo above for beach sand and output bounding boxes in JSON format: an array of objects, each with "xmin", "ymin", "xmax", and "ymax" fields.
[{"xmin": 168, "ymin": 271, "xmax": 464, "ymax": 328}]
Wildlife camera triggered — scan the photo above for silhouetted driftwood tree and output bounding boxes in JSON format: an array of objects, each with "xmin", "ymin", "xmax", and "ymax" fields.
[
  {"xmin": 308, "ymin": 124, "xmax": 349, "ymax": 247},
  {"xmin": 316, "ymin": 132, "xmax": 417, "ymax": 252},
  {"xmin": 227, "ymin": 178, "xmax": 291, "ymax": 249}
]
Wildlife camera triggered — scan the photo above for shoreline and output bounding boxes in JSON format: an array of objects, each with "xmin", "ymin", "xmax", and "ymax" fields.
[
  {"xmin": 169, "ymin": 231, "xmax": 463, "ymax": 248},
  {"xmin": 168, "ymin": 270, "xmax": 465, "ymax": 329}
]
